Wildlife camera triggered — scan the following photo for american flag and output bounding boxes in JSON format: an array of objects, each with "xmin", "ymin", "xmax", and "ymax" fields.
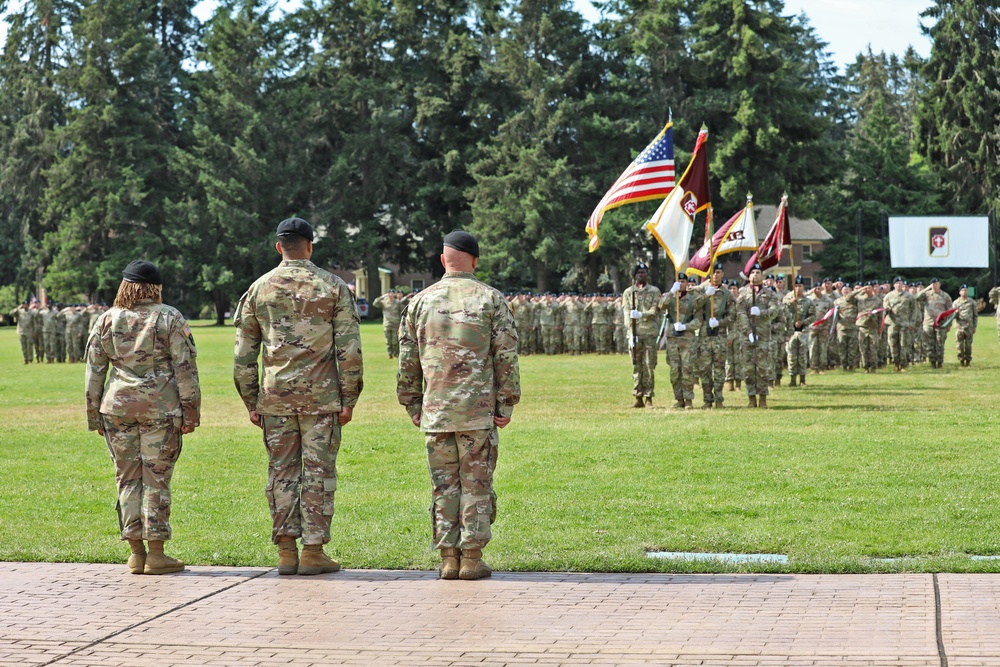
[{"xmin": 586, "ymin": 123, "xmax": 675, "ymax": 252}]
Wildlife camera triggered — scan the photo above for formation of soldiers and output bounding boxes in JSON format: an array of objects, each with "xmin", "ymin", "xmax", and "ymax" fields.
[{"xmin": 8, "ymin": 301, "xmax": 108, "ymax": 364}]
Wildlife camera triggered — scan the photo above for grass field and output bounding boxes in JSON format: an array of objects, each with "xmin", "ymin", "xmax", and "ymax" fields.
[{"xmin": 1, "ymin": 320, "xmax": 999, "ymax": 573}]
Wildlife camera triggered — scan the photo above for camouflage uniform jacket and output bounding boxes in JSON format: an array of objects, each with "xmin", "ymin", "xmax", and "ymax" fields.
[
  {"xmin": 372, "ymin": 294, "xmax": 404, "ymax": 327},
  {"xmin": 690, "ymin": 283, "xmax": 732, "ymax": 336},
  {"xmin": 396, "ymin": 271, "xmax": 521, "ymax": 432},
  {"xmin": 833, "ymin": 292, "xmax": 859, "ymax": 329},
  {"xmin": 915, "ymin": 287, "xmax": 953, "ymax": 328},
  {"xmin": 657, "ymin": 289, "xmax": 705, "ymax": 338},
  {"xmin": 13, "ymin": 306, "xmax": 33, "ymax": 335},
  {"xmin": 736, "ymin": 284, "xmax": 778, "ymax": 340},
  {"xmin": 883, "ymin": 290, "xmax": 916, "ymax": 328},
  {"xmin": 41, "ymin": 307, "xmax": 59, "ymax": 334},
  {"xmin": 233, "ymin": 259, "xmax": 364, "ymax": 416},
  {"xmin": 953, "ymin": 295, "xmax": 978, "ymax": 332},
  {"xmin": 85, "ymin": 300, "xmax": 200, "ymax": 431},
  {"xmin": 621, "ymin": 283, "xmax": 662, "ymax": 337},
  {"xmin": 855, "ymin": 293, "xmax": 883, "ymax": 330},
  {"xmin": 783, "ymin": 293, "xmax": 816, "ymax": 330},
  {"xmin": 562, "ymin": 298, "xmax": 586, "ymax": 328}
]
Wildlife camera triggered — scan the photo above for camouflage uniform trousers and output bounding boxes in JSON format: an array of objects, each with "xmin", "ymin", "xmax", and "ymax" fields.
[
  {"xmin": 101, "ymin": 415, "xmax": 183, "ymax": 541},
  {"xmin": 836, "ymin": 326, "xmax": 860, "ymax": 370},
  {"xmin": 955, "ymin": 329, "xmax": 974, "ymax": 364},
  {"xmin": 666, "ymin": 335, "xmax": 697, "ymax": 402},
  {"xmin": 65, "ymin": 332, "xmax": 80, "ymax": 362},
  {"xmin": 697, "ymin": 334, "xmax": 727, "ymax": 404},
  {"xmin": 771, "ymin": 338, "xmax": 786, "ymax": 381},
  {"xmin": 55, "ymin": 333, "xmax": 65, "ymax": 362},
  {"xmin": 631, "ymin": 335, "xmax": 658, "ymax": 398},
  {"xmin": 541, "ymin": 326, "xmax": 559, "ymax": 355},
  {"xmin": 19, "ymin": 334, "xmax": 32, "ymax": 363},
  {"xmin": 262, "ymin": 414, "xmax": 342, "ymax": 545},
  {"xmin": 740, "ymin": 336, "xmax": 772, "ymax": 397},
  {"xmin": 786, "ymin": 331, "xmax": 809, "ymax": 376},
  {"xmin": 725, "ymin": 335, "xmax": 743, "ymax": 382},
  {"xmin": 858, "ymin": 328, "xmax": 878, "ymax": 370},
  {"xmin": 887, "ymin": 325, "xmax": 910, "ymax": 368},
  {"xmin": 426, "ymin": 428, "xmax": 498, "ymax": 551},
  {"xmin": 592, "ymin": 324, "xmax": 613, "ymax": 354},
  {"xmin": 382, "ymin": 322, "xmax": 400, "ymax": 358},
  {"xmin": 44, "ymin": 332, "xmax": 58, "ymax": 362},
  {"xmin": 809, "ymin": 328, "xmax": 829, "ymax": 371},
  {"xmin": 563, "ymin": 325, "xmax": 583, "ymax": 355},
  {"xmin": 826, "ymin": 331, "xmax": 840, "ymax": 368},
  {"xmin": 923, "ymin": 326, "xmax": 948, "ymax": 366},
  {"xmin": 878, "ymin": 330, "xmax": 889, "ymax": 366},
  {"xmin": 32, "ymin": 331, "xmax": 43, "ymax": 361},
  {"xmin": 615, "ymin": 324, "xmax": 627, "ymax": 354}
]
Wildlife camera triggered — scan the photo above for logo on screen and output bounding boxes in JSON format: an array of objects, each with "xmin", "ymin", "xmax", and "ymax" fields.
[{"xmin": 929, "ymin": 227, "xmax": 949, "ymax": 258}]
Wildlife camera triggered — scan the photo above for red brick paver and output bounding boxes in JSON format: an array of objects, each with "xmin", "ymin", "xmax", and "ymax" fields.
[{"xmin": 2, "ymin": 563, "xmax": 997, "ymax": 666}]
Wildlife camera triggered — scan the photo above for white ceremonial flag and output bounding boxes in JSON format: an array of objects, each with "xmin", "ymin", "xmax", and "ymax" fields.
[
  {"xmin": 645, "ymin": 185, "xmax": 696, "ymax": 271},
  {"xmin": 889, "ymin": 216, "xmax": 989, "ymax": 268}
]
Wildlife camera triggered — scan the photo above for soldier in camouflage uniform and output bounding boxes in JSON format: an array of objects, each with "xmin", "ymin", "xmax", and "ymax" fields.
[
  {"xmin": 53, "ymin": 303, "xmax": 66, "ymax": 362},
  {"xmin": 770, "ymin": 285, "xmax": 789, "ymax": 387},
  {"xmin": 41, "ymin": 303, "xmax": 59, "ymax": 363},
  {"xmin": 562, "ymin": 294, "xmax": 586, "ymax": 355},
  {"xmin": 915, "ymin": 278, "xmax": 953, "ymax": 369},
  {"xmin": 371, "ymin": 290, "xmax": 404, "ymax": 358},
  {"xmin": 659, "ymin": 273, "xmax": 704, "ymax": 409},
  {"xmin": 725, "ymin": 281, "xmax": 743, "ymax": 392},
  {"xmin": 953, "ymin": 284, "xmax": 978, "ymax": 366},
  {"xmin": 622, "ymin": 264, "xmax": 662, "ymax": 407},
  {"xmin": 821, "ymin": 278, "xmax": 841, "ymax": 369},
  {"xmin": 736, "ymin": 264, "xmax": 778, "ymax": 408},
  {"xmin": 613, "ymin": 295, "xmax": 627, "ymax": 354},
  {"xmin": 538, "ymin": 294, "xmax": 561, "ymax": 355},
  {"xmin": 691, "ymin": 264, "xmax": 730, "ymax": 408},
  {"xmin": 833, "ymin": 284, "xmax": 860, "ymax": 371},
  {"xmin": 397, "ymin": 230, "xmax": 520, "ymax": 581},
  {"xmin": 855, "ymin": 281, "xmax": 883, "ymax": 373},
  {"xmin": 512, "ymin": 294, "xmax": 534, "ymax": 355},
  {"xmin": 586, "ymin": 295, "xmax": 614, "ymax": 354},
  {"xmin": 234, "ymin": 218, "xmax": 364, "ymax": 576},
  {"xmin": 85, "ymin": 260, "xmax": 200, "ymax": 575},
  {"xmin": 12, "ymin": 302, "xmax": 34, "ymax": 364},
  {"xmin": 808, "ymin": 283, "xmax": 834, "ymax": 374},
  {"xmin": 883, "ymin": 277, "xmax": 916, "ymax": 372},
  {"xmin": 783, "ymin": 276, "xmax": 815, "ymax": 386}
]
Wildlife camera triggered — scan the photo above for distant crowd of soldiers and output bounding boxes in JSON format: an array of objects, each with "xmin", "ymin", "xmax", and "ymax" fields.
[{"xmin": 8, "ymin": 301, "xmax": 108, "ymax": 364}]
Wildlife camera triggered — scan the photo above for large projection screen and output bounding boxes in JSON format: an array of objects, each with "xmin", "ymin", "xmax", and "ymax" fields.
[{"xmin": 888, "ymin": 216, "xmax": 989, "ymax": 268}]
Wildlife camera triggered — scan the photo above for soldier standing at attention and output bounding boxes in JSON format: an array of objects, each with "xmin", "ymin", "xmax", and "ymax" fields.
[
  {"xmin": 883, "ymin": 277, "xmax": 916, "ymax": 372},
  {"xmin": 915, "ymin": 278, "xmax": 953, "ymax": 369},
  {"xmin": 953, "ymin": 284, "xmax": 978, "ymax": 366},
  {"xmin": 622, "ymin": 263, "xmax": 662, "ymax": 408},
  {"xmin": 725, "ymin": 281, "xmax": 743, "ymax": 392},
  {"xmin": 691, "ymin": 264, "xmax": 729, "ymax": 408},
  {"xmin": 41, "ymin": 302, "xmax": 59, "ymax": 363},
  {"xmin": 85, "ymin": 260, "xmax": 200, "ymax": 575},
  {"xmin": 234, "ymin": 217, "xmax": 364, "ymax": 576},
  {"xmin": 855, "ymin": 281, "xmax": 883, "ymax": 373},
  {"xmin": 808, "ymin": 283, "xmax": 834, "ymax": 374},
  {"xmin": 783, "ymin": 276, "xmax": 815, "ymax": 387},
  {"xmin": 736, "ymin": 264, "xmax": 778, "ymax": 408},
  {"xmin": 660, "ymin": 273, "xmax": 705, "ymax": 409},
  {"xmin": 397, "ymin": 230, "xmax": 520, "ymax": 581}
]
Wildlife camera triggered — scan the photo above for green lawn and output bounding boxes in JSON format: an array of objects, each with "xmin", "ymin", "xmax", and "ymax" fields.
[{"xmin": 1, "ymin": 321, "xmax": 999, "ymax": 573}]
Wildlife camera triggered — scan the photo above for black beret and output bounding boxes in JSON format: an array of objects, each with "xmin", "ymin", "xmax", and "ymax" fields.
[
  {"xmin": 794, "ymin": 275, "xmax": 804, "ymax": 284},
  {"xmin": 443, "ymin": 230, "xmax": 479, "ymax": 257},
  {"xmin": 677, "ymin": 272, "xmax": 689, "ymax": 281},
  {"xmin": 823, "ymin": 276, "xmax": 833, "ymax": 282},
  {"xmin": 893, "ymin": 276, "xmax": 904, "ymax": 283},
  {"xmin": 915, "ymin": 281, "xmax": 924, "ymax": 287},
  {"xmin": 930, "ymin": 276, "xmax": 940, "ymax": 283},
  {"xmin": 122, "ymin": 260, "xmax": 162, "ymax": 285},
  {"xmin": 960, "ymin": 284, "xmax": 968, "ymax": 289},
  {"xmin": 633, "ymin": 262, "xmax": 648, "ymax": 276},
  {"xmin": 750, "ymin": 263, "xmax": 762, "ymax": 271},
  {"xmin": 276, "ymin": 217, "xmax": 314, "ymax": 241},
  {"xmin": 714, "ymin": 262, "xmax": 724, "ymax": 271},
  {"xmin": 835, "ymin": 276, "xmax": 843, "ymax": 282}
]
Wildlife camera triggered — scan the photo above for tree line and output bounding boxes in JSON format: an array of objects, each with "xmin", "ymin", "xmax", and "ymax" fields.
[{"xmin": 1, "ymin": 0, "xmax": 997, "ymax": 322}]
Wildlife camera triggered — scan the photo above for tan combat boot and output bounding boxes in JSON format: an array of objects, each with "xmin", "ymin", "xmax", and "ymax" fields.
[
  {"xmin": 672, "ymin": 400, "xmax": 685, "ymax": 409},
  {"xmin": 684, "ymin": 399, "xmax": 693, "ymax": 409},
  {"xmin": 726, "ymin": 380, "xmax": 735, "ymax": 391},
  {"xmin": 458, "ymin": 549, "xmax": 492, "ymax": 580},
  {"xmin": 775, "ymin": 377, "xmax": 782, "ymax": 387},
  {"xmin": 632, "ymin": 397, "xmax": 645, "ymax": 408},
  {"xmin": 799, "ymin": 374, "xmax": 806, "ymax": 385},
  {"xmin": 701, "ymin": 402, "xmax": 713, "ymax": 410},
  {"xmin": 789, "ymin": 376, "xmax": 798, "ymax": 387},
  {"xmin": 144, "ymin": 540, "xmax": 185, "ymax": 575},
  {"xmin": 277, "ymin": 537, "xmax": 298, "ymax": 575},
  {"xmin": 747, "ymin": 395, "xmax": 757, "ymax": 408},
  {"xmin": 735, "ymin": 379, "xmax": 742, "ymax": 390},
  {"xmin": 644, "ymin": 396, "xmax": 653, "ymax": 407},
  {"xmin": 299, "ymin": 544, "xmax": 340, "ymax": 575},
  {"xmin": 127, "ymin": 539, "xmax": 146, "ymax": 575},
  {"xmin": 714, "ymin": 399, "xmax": 724, "ymax": 409},
  {"xmin": 758, "ymin": 395, "xmax": 768, "ymax": 409},
  {"xmin": 440, "ymin": 548, "xmax": 460, "ymax": 580}
]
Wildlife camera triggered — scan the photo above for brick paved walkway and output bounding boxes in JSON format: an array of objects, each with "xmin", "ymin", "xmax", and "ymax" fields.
[{"xmin": 2, "ymin": 562, "xmax": 997, "ymax": 666}]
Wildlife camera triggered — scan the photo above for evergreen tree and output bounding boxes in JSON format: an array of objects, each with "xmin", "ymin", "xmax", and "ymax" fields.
[{"xmin": 914, "ymin": 0, "xmax": 1000, "ymax": 214}]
